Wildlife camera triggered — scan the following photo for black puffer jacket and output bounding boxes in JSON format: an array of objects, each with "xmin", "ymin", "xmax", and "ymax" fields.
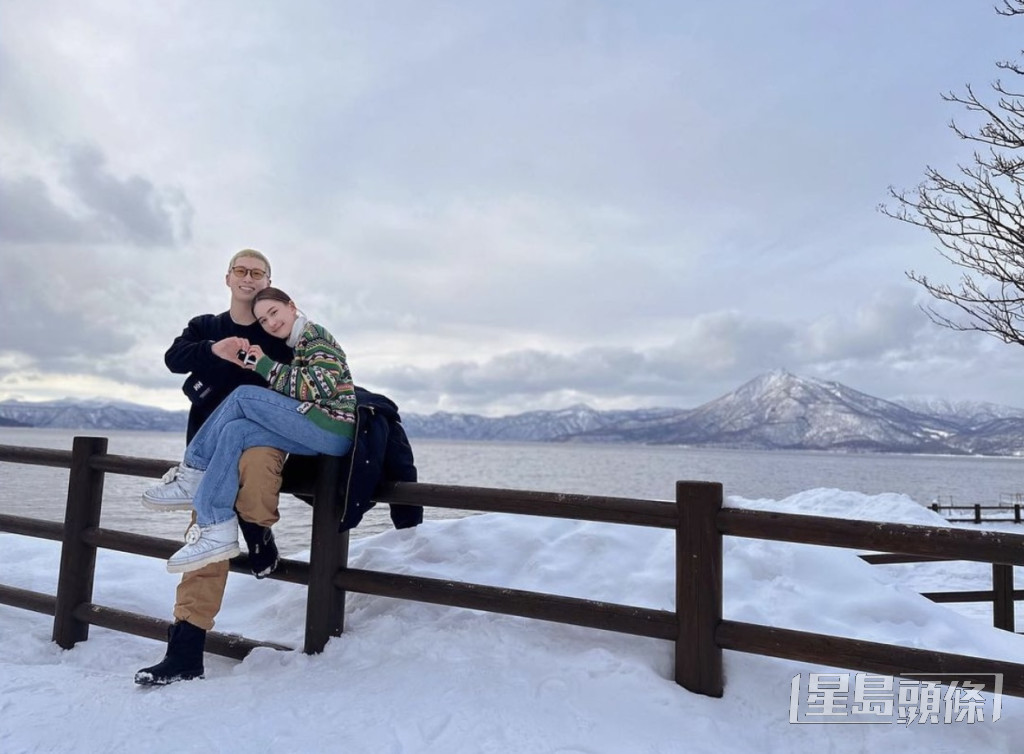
[{"xmin": 283, "ymin": 387, "xmax": 421, "ymax": 532}]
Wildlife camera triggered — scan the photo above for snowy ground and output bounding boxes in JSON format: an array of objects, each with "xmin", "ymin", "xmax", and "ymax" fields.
[{"xmin": 1, "ymin": 488, "xmax": 1022, "ymax": 753}]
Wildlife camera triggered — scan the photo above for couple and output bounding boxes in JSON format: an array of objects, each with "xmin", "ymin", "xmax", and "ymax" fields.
[{"xmin": 136, "ymin": 249, "xmax": 356, "ymax": 685}]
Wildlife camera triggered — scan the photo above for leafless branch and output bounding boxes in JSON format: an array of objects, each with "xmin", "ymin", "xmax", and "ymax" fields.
[{"xmin": 882, "ymin": 4, "xmax": 1024, "ymax": 344}]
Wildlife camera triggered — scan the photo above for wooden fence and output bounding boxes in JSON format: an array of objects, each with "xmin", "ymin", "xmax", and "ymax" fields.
[
  {"xmin": 930, "ymin": 502, "xmax": 1024, "ymax": 524},
  {"xmin": 859, "ymin": 552, "xmax": 1020, "ymax": 632},
  {"xmin": 0, "ymin": 436, "xmax": 342, "ymax": 658},
  {"xmin": 1, "ymin": 436, "xmax": 1023, "ymax": 699}
]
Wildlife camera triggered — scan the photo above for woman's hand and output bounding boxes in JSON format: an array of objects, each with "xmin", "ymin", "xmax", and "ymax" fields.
[
  {"xmin": 212, "ymin": 337, "xmax": 250, "ymax": 365},
  {"xmin": 242, "ymin": 345, "xmax": 264, "ymax": 370}
]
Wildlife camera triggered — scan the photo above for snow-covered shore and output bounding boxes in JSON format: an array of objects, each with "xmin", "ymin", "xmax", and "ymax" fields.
[{"xmin": 1, "ymin": 488, "xmax": 1022, "ymax": 753}]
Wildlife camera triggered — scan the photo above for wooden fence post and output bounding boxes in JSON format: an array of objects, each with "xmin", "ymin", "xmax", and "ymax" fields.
[
  {"xmin": 52, "ymin": 436, "xmax": 107, "ymax": 649},
  {"xmin": 304, "ymin": 454, "xmax": 349, "ymax": 654},
  {"xmin": 676, "ymin": 480, "xmax": 724, "ymax": 697},
  {"xmin": 974, "ymin": 504, "xmax": 982, "ymax": 524},
  {"xmin": 993, "ymin": 563, "xmax": 1015, "ymax": 633}
]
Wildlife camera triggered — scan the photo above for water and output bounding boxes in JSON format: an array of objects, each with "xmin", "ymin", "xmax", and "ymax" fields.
[{"xmin": 2, "ymin": 428, "xmax": 1023, "ymax": 556}]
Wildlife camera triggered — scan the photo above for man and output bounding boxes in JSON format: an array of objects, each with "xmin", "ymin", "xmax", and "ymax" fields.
[{"xmin": 135, "ymin": 249, "xmax": 295, "ymax": 686}]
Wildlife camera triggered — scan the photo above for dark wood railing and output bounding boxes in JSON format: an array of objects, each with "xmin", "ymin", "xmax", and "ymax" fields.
[
  {"xmin": 0, "ymin": 436, "xmax": 336, "ymax": 658},
  {"xmin": 1, "ymin": 437, "xmax": 1023, "ymax": 699},
  {"xmin": 859, "ymin": 552, "xmax": 1020, "ymax": 632},
  {"xmin": 711, "ymin": 504, "xmax": 1024, "ymax": 696}
]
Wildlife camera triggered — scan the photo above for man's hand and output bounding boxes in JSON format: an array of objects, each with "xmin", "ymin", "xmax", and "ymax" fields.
[{"xmin": 212, "ymin": 337, "xmax": 250, "ymax": 364}]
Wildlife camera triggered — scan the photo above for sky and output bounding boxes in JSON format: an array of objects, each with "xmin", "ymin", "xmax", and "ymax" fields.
[
  {"xmin": 2, "ymin": 489, "xmax": 1023, "ymax": 752},
  {"xmin": 2, "ymin": 0, "xmax": 1024, "ymax": 416}
]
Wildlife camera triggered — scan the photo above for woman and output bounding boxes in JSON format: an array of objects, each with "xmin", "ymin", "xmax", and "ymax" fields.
[{"xmin": 143, "ymin": 287, "xmax": 355, "ymax": 573}]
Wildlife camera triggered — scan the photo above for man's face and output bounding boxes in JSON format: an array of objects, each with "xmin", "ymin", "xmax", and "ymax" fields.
[{"xmin": 225, "ymin": 256, "xmax": 270, "ymax": 302}]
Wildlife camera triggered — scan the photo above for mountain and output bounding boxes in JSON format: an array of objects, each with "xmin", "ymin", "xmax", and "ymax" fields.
[
  {"xmin": 3, "ymin": 371, "xmax": 1024, "ymax": 455},
  {"xmin": 0, "ymin": 398, "xmax": 187, "ymax": 432},
  {"xmin": 892, "ymin": 397, "xmax": 1024, "ymax": 429},
  {"xmin": 401, "ymin": 405, "xmax": 682, "ymax": 441},
  {"xmin": 404, "ymin": 370, "xmax": 1024, "ymax": 456},
  {"xmin": 569, "ymin": 371, "xmax": 966, "ymax": 453},
  {"xmin": 942, "ymin": 417, "xmax": 1024, "ymax": 456}
]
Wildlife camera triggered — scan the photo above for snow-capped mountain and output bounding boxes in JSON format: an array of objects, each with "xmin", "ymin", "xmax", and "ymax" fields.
[
  {"xmin": 893, "ymin": 397, "xmax": 1024, "ymax": 429},
  {"xmin": 406, "ymin": 370, "xmax": 1024, "ymax": 455},
  {"xmin": 0, "ymin": 399, "xmax": 187, "ymax": 432},
  {"xmin": 401, "ymin": 405, "xmax": 682, "ymax": 441},
  {"xmin": 942, "ymin": 416, "xmax": 1024, "ymax": 456},
  {"xmin": 571, "ymin": 371, "xmax": 966, "ymax": 453},
  {"xmin": 3, "ymin": 371, "xmax": 1024, "ymax": 455}
]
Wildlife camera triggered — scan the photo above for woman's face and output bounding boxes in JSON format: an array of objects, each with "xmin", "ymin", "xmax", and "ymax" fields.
[{"xmin": 253, "ymin": 298, "xmax": 298, "ymax": 339}]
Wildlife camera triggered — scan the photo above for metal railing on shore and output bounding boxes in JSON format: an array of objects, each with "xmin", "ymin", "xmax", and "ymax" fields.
[{"xmin": 930, "ymin": 501, "xmax": 1024, "ymax": 524}]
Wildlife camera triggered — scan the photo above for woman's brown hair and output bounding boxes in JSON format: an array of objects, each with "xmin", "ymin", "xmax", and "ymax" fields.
[{"xmin": 251, "ymin": 287, "xmax": 293, "ymax": 314}]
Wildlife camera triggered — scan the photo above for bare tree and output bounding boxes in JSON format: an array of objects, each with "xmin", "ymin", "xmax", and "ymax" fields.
[{"xmin": 881, "ymin": 0, "xmax": 1024, "ymax": 345}]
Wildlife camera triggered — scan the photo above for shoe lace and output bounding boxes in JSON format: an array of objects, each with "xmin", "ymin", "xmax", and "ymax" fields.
[{"xmin": 160, "ymin": 465, "xmax": 180, "ymax": 484}]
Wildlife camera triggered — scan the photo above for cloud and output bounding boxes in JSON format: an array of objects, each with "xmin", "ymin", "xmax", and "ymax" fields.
[
  {"xmin": 0, "ymin": 145, "xmax": 192, "ymax": 246},
  {"xmin": 798, "ymin": 287, "xmax": 926, "ymax": 361},
  {"xmin": 59, "ymin": 144, "xmax": 193, "ymax": 246},
  {"xmin": 357, "ymin": 287, "xmax": 1024, "ymax": 415},
  {"xmin": 283, "ymin": 193, "xmax": 704, "ymax": 356},
  {"xmin": 1, "ymin": 1, "xmax": 1022, "ymax": 416},
  {"xmin": 0, "ymin": 175, "xmax": 88, "ymax": 243},
  {"xmin": 0, "ymin": 252, "xmax": 135, "ymax": 368},
  {"xmin": 357, "ymin": 299, "xmax": 937, "ymax": 414}
]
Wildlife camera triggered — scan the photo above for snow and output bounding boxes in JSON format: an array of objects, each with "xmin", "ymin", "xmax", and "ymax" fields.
[{"xmin": 1, "ymin": 489, "xmax": 1022, "ymax": 753}]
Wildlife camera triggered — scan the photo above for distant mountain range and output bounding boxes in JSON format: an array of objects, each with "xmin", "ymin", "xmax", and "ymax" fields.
[
  {"xmin": 0, "ymin": 398, "xmax": 188, "ymax": 432},
  {"xmin": 400, "ymin": 371, "xmax": 1024, "ymax": 456},
  {"xmin": 2, "ymin": 371, "xmax": 1024, "ymax": 456}
]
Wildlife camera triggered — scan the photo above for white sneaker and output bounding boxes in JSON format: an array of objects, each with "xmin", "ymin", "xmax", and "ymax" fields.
[
  {"xmin": 167, "ymin": 519, "xmax": 240, "ymax": 573},
  {"xmin": 142, "ymin": 464, "xmax": 205, "ymax": 511}
]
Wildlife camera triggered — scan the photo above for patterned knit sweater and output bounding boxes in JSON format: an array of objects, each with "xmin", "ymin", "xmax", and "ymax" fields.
[{"xmin": 253, "ymin": 320, "xmax": 356, "ymax": 439}]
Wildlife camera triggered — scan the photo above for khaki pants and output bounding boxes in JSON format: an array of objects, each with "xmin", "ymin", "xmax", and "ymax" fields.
[{"xmin": 172, "ymin": 446, "xmax": 285, "ymax": 630}]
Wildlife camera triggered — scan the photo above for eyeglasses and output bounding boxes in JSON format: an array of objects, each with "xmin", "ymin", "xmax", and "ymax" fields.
[{"xmin": 230, "ymin": 266, "xmax": 267, "ymax": 280}]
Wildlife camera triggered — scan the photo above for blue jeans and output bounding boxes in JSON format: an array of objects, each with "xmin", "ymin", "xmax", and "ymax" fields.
[{"xmin": 184, "ymin": 385, "xmax": 353, "ymax": 526}]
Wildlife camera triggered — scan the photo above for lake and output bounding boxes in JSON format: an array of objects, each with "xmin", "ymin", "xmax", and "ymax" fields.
[{"xmin": 1, "ymin": 427, "xmax": 1022, "ymax": 555}]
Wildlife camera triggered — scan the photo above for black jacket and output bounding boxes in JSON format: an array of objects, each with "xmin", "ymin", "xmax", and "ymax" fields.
[
  {"xmin": 165, "ymin": 312, "xmax": 295, "ymax": 442},
  {"xmin": 283, "ymin": 387, "xmax": 421, "ymax": 532}
]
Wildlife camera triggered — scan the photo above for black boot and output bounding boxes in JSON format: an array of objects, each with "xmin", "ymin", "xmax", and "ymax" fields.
[
  {"xmin": 134, "ymin": 621, "xmax": 206, "ymax": 686},
  {"xmin": 238, "ymin": 518, "xmax": 279, "ymax": 579}
]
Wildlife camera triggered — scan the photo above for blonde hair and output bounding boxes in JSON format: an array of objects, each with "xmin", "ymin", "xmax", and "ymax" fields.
[{"xmin": 228, "ymin": 249, "xmax": 272, "ymax": 278}]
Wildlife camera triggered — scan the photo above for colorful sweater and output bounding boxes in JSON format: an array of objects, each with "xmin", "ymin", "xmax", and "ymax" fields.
[{"xmin": 253, "ymin": 321, "xmax": 356, "ymax": 439}]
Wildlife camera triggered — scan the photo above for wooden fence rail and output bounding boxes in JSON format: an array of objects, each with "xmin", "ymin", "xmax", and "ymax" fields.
[
  {"xmin": 709, "ymin": 501, "xmax": 1024, "ymax": 696},
  {"xmin": 860, "ymin": 552, "xmax": 1020, "ymax": 632},
  {"xmin": 1, "ymin": 437, "xmax": 1023, "ymax": 701},
  {"xmin": 0, "ymin": 437, "xmax": 334, "ymax": 658}
]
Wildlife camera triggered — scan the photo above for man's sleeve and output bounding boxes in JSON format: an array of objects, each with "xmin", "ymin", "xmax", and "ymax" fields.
[{"xmin": 165, "ymin": 315, "xmax": 218, "ymax": 375}]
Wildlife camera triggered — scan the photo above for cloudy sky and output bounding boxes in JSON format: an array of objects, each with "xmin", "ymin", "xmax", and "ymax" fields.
[{"xmin": 1, "ymin": 0, "xmax": 1022, "ymax": 416}]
